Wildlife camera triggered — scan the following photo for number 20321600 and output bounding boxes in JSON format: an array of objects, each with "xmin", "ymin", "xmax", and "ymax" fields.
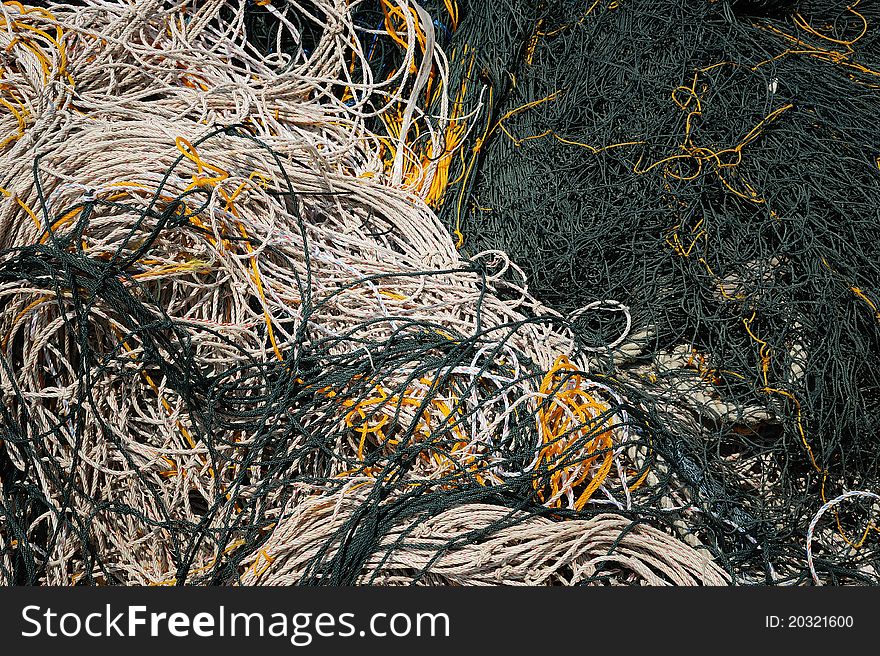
[{"xmin": 765, "ymin": 616, "xmax": 853, "ymax": 629}]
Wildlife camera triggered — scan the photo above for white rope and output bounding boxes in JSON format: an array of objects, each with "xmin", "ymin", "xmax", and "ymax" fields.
[{"xmin": 806, "ymin": 490, "xmax": 880, "ymax": 586}]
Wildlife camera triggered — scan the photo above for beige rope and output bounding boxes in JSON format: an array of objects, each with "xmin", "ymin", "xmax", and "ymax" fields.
[{"xmin": 241, "ymin": 485, "xmax": 729, "ymax": 586}]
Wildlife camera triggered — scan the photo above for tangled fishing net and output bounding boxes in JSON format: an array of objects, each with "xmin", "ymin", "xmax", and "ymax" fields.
[{"xmin": 0, "ymin": 0, "xmax": 877, "ymax": 586}]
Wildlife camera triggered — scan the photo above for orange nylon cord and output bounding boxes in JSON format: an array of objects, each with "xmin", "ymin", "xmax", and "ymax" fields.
[
  {"xmin": 636, "ymin": 67, "xmax": 791, "ymax": 204},
  {"xmin": 342, "ymin": 377, "xmax": 482, "ymax": 485},
  {"xmin": 232, "ymin": 217, "xmax": 284, "ymax": 363},
  {"xmin": 175, "ymin": 136, "xmax": 230, "ymax": 189},
  {"xmin": 380, "ymin": 0, "xmax": 426, "ymax": 70},
  {"xmin": 174, "ymin": 138, "xmax": 282, "ymax": 361},
  {"xmin": 756, "ymin": 18, "xmax": 880, "ymax": 79},
  {"xmin": 15, "ymin": 196, "xmax": 40, "ymax": 229},
  {"xmin": 743, "ymin": 309, "xmax": 876, "ymax": 546},
  {"xmin": 552, "ymin": 134, "xmax": 645, "ymax": 155},
  {"xmin": 851, "ymin": 286, "xmax": 880, "ymax": 321},
  {"xmin": 534, "ymin": 356, "xmax": 618, "ymax": 510},
  {"xmin": 443, "ymin": 0, "xmax": 459, "ymax": 29},
  {"xmin": 793, "ymin": 0, "xmax": 867, "ymax": 48},
  {"xmin": 0, "ymin": 94, "xmax": 28, "ymax": 150}
]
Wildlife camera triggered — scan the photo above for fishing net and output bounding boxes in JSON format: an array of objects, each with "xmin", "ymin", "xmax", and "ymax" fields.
[
  {"xmin": 431, "ymin": 0, "xmax": 880, "ymax": 584},
  {"xmin": 0, "ymin": 0, "xmax": 877, "ymax": 586}
]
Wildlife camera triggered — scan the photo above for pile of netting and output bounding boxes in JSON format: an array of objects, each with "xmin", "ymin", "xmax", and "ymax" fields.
[
  {"xmin": 0, "ymin": 0, "xmax": 876, "ymax": 586},
  {"xmin": 429, "ymin": 0, "xmax": 880, "ymax": 584}
]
